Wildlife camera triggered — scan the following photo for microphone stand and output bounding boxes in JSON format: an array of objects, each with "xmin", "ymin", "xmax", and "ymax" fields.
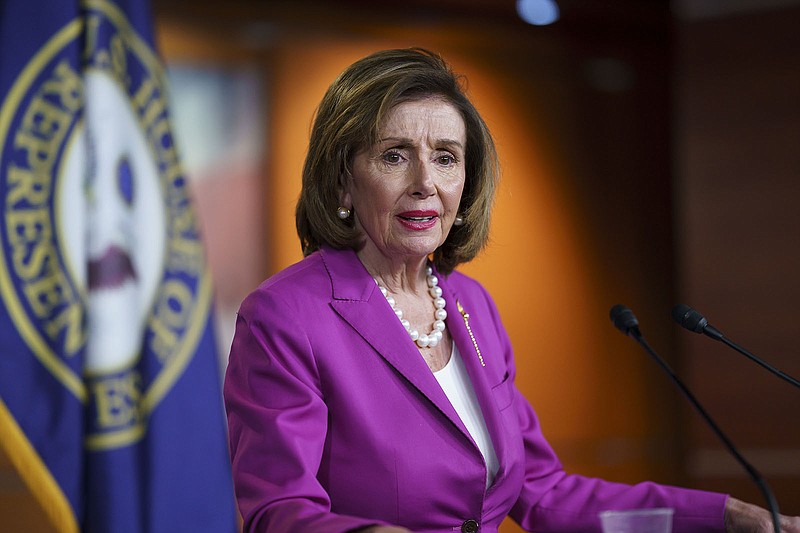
[
  {"xmin": 672, "ymin": 304, "xmax": 800, "ymax": 390},
  {"xmin": 611, "ymin": 306, "xmax": 781, "ymax": 533},
  {"xmin": 702, "ymin": 330, "xmax": 799, "ymax": 391}
]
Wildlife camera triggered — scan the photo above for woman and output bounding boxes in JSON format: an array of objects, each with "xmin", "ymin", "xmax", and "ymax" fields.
[{"xmin": 224, "ymin": 48, "xmax": 797, "ymax": 533}]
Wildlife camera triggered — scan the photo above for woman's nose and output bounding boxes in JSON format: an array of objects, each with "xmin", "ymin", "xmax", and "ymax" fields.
[{"xmin": 409, "ymin": 160, "xmax": 435, "ymax": 198}]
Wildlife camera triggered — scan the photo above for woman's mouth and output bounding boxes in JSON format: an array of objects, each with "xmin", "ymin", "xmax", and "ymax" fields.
[{"xmin": 397, "ymin": 211, "xmax": 438, "ymax": 230}]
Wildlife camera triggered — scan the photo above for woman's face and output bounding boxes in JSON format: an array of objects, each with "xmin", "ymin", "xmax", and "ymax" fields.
[{"xmin": 342, "ymin": 96, "xmax": 467, "ymax": 267}]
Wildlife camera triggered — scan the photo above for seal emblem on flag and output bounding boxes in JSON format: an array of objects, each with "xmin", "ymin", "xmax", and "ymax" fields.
[{"xmin": 0, "ymin": 0, "xmax": 213, "ymax": 450}]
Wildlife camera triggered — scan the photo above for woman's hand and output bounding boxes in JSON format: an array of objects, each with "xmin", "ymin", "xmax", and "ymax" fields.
[{"xmin": 725, "ymin": 497, "xmax": 800, "ymax": 532}]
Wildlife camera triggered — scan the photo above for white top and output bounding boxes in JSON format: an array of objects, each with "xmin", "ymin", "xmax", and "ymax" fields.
[{"xmin": 433, "ymin": 343, "xmax": 499, "ymax": 487}]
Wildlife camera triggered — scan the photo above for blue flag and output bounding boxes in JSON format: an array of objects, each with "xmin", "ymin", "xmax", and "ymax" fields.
[{"xmin": 0, "ymin": 1, "xmax": 238, "ymax": 531}]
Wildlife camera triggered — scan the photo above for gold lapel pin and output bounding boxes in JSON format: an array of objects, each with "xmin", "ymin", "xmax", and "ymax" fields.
[{"xmin": 457, "ymin": 300, "xmax": 485, "ymax": 367}]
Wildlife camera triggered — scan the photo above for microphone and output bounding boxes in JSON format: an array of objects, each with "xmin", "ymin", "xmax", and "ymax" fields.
[
  {"xmin": 609, "ymin": 304, "xmax": 782, "ymax": 533},
  {"xmin": 610, "ymin": 304, "xmax": 640, "ymax": 337},
  {"xmin": 671, "ymin": 304, "xmax": 800, "ymax": 390}
]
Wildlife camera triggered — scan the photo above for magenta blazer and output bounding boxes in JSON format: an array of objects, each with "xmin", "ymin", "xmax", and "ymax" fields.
[{"xmin": 224, "ymin": 246, "xmax": 728, "ymax": 533}]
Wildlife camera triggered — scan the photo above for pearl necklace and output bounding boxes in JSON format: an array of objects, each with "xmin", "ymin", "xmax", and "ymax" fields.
[{"xmin": 375, "ymin": 266, "xmax": 447, "ymax": 348}]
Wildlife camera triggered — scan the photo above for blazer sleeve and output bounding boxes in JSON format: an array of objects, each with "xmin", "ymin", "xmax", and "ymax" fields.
[
  {"xmin": 508, "ymin": 389, "xmax": 729, "ymax": 532},
  {"xmin": 470, "ymin": 282, "xmax": 729, "ymax": 533},
  {"xmin": 223, "ymin": 289, "xmax": 388, "ymax": 533}
]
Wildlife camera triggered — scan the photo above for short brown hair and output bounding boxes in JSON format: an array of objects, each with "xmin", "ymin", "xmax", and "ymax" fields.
[{"xmin": 295, "ymin": 48, "xmax": 498, "ymax": 274}]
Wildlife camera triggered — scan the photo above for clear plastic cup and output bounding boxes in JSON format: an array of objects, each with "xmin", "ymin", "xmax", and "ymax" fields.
[{"xmin": 599, "ymin": 508, "xmax": 674, "ymax": 533}]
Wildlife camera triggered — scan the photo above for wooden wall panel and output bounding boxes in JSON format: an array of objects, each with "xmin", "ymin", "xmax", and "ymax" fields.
[{"xmin": 674, "ymin": 5, "xmax": 800, "ymax": 514}]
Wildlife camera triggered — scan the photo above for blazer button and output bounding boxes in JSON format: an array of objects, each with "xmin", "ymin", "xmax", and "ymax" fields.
[{"xmin": 461, "ymin": 519, "xmax": 479, "ymax": 533}]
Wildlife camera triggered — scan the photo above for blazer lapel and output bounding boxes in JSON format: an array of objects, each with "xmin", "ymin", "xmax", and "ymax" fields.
[
  {"xmin": 321, "ymin": 247, "xmax": 470, "ymax": 438},
  {"xmin": 441, "ymin": 279, "xmax": 510, "ymax": 485}
]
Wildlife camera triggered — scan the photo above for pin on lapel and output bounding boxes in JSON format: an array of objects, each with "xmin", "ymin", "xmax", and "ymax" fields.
[{"xmin": 457, "ymin": 300, "xmax": 485, "ymax": 367}]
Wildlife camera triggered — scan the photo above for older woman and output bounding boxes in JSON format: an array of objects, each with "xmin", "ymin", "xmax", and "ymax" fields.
[{"xmin": 223, "ymin": 48, "xmax": 797, "ymax": 533}]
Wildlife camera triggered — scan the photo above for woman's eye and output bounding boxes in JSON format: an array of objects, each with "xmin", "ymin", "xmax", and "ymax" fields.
[
  {"xmin": 382, "ymin": 152, "xmax": 402, "ymax": 164},
  {"xmin": 437, "ymin": 154, "xmax": 456, "ymax": 165}
]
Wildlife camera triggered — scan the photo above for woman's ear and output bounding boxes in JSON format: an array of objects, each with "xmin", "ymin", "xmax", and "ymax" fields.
[{"xmin": 338, "ymin": 174, "xmax": 352, "ymax": 209}]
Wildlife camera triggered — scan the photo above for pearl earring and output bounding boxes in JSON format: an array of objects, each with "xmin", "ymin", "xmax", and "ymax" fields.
[
  {"xmin": 453, "ymin": 215, "xmax": 464, "ymax": 226},
  {"xmin": 337, "ymin": 206, "xmax": 351, "ymax": 219}
]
